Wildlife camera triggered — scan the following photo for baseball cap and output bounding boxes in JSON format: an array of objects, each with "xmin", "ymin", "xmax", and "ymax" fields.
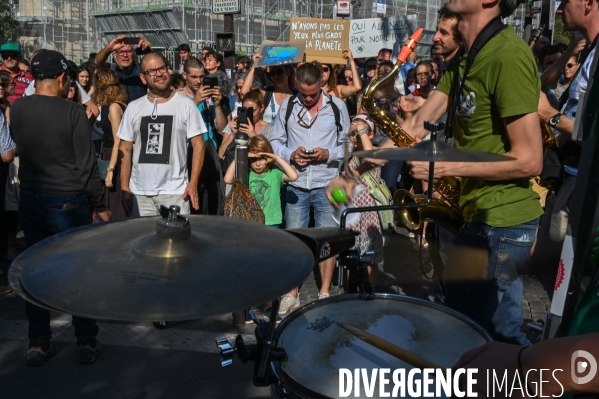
[
  {"xmin": 0, "ymin": 43, "xmax": 21, "ymax": 54},
  {"xmin": 31, "ymin": 50, "xmax": 76, "ymax": 80}
]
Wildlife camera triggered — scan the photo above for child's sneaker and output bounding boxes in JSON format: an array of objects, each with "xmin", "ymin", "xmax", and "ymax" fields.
[
  {"xmin": 278, "ymin": 294, "xmax": 300, "ymax": 314},
  {"xmin": 77, "ymin": 337, "xmax": 102, "ymax": 364}
]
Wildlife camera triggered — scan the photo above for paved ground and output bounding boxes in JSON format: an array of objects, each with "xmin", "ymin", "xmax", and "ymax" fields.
[{"xmin": 0, "ymin": 228, "xmax": 551, "ymax": 399}]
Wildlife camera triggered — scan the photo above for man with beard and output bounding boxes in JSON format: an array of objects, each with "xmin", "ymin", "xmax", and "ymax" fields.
[
  {"xmin": 95, "ymin": 34, "xmax": 152, "ymax": 102},
  {"xmin": 0, "ymin": 43, "xmax": 33, "ymax": 104},
  {"xmin": 432, "ymin": 4, "xmax": 463, "ymax": 78},
  {"xmin": 10, "ymin": 50, "xmax": 111, "ymax": 365},
  {"xmin": 118, "ymin": 53, "xmax": 207, "ymax": 217}
]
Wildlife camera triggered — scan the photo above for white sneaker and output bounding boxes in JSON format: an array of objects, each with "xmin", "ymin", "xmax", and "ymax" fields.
[
  {"xmin": 278, "ymin": 294, "xmax": 300, "ymax": 314},
  {"xmin": 318, "ymin": 292, "xmax": 330, "ymax": 300}
]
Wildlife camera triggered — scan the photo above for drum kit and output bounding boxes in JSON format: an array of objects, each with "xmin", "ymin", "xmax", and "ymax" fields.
[{"xmin": 8, "ymin": 122, "xmax": 514, "ymax": 398}]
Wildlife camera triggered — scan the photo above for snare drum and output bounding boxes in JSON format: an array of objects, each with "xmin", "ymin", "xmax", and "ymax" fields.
[{"xmin": 270, "ymin": 294, "xmax": 491, "ymax": 399}]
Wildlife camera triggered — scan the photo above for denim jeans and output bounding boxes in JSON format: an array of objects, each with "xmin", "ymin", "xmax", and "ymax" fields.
[
  {"xmin": 19, "ymin": 190, "xmax": 99, "ymax": 340},
  {"xmin": 444, "ymin": 218, "xmax": 539, "ymax": 346},
  {"xmin": 285, "ymin": 186, "xmax": 337, "ymax": 229}
]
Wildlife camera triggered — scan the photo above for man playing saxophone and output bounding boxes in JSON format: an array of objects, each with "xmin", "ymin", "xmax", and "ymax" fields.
[{"xmin": 328, "ymin": 0, "xmax": 544, "ymax": 346}]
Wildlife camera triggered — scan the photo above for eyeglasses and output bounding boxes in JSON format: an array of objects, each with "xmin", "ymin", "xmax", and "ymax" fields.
[
  {"xmin": 116, "ymin": 50, "xmax": 133, "ymax": 56},
  {"xmin": 344, "ymin": 75, "xmax": 353, "ymax": 81},
  {"xmin": 269, "ymin": 69, "xmax": 285, "ymax": 77},
  {"xmin": 297, "ymin": 106, "xmax": 319, "ymax": 129},
  {"xmin": 322, "ymin": 67, "xmax": 330, "ymax": 72},
  {"xmin": 142, "ymin": 65, "xmax": 168, "ymax": 76},
  {"xmin": 1, "ymin": 53, "xmax": 18, "ymax": 59},
  {"xmin": 565, "ymin": 63, "xmax": 578, "ymax": 68}
]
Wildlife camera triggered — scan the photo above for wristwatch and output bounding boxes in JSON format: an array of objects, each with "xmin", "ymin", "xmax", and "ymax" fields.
[
  {"xmin": 549, "ymin": 113, "xmax": 562, "ymax": 128},
  {"xmin": 107, "ymin": 166, "xmax": 116, "ymax": 172}
]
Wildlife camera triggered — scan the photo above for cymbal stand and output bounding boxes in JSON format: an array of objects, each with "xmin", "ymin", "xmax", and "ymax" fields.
[{"xmin": 216, "ymin": 297, "xmax": 287, "ymax": 386}]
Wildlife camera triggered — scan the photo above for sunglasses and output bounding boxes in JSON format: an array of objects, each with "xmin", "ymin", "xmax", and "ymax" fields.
[
  {"xmin": 1, "ymin": 53, "xmax": 18, "ymax": 59},
  {"xmin": 322, "ymin": 67, "xmax": 330, "ymax": 72},
  {"xmin": 348, "ymin": 127, "xmax": 370, "ymax": 137},
  {"xmin": 269, "ymin": 69, "xmax": 285, "ymax": 77},
  {"xmin": 565, "ymin": 63, "xmax": 578, "ymax": 68},
  {"xmin": 344, "ymin": 75, "xmax": 353, "ymax": 81}
]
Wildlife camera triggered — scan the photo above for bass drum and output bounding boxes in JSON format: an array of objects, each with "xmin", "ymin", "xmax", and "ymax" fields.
[{"xmin": 270, "ymin": 294, "xmax": 491, "ymax": 399}]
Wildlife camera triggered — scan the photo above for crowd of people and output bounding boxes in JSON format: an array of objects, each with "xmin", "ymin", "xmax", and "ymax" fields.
[{"xmin": 0, "ymin": 0, "xmax": 598, "ymax": 393}]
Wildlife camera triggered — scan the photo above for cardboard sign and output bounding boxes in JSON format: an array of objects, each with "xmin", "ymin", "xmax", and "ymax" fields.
[
  {"xmin": 289, "ymin": 17, "xmax": 350, "ymax": 64},
  {"xmin": 349, "ymin": 15, "xmax": 417, "ymax": 59},
  {"xmin": 254, "ymin": 41, "xmax": 306, "ymax": 67}
]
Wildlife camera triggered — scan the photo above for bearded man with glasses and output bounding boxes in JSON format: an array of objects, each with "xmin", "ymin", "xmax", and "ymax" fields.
[
  {"xmin": 95, "ymin": 34, "xmax": 152, "ymax": 102},
  {"xmin": 270, "ymin": 63, "xmax": 350, "ymax": 314},
  {"xmin": 0, "ymin": 43, "xmax": 33, "ymax": 105}
]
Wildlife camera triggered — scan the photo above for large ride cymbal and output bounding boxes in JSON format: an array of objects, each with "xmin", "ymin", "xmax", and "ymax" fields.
[
  {"xmin": 353, "ymin": 140, "xmax": 515, "ymax": 162},
  {"xmin": 10, "ymin": 214, "xmax": 315, "ymax": 321}
]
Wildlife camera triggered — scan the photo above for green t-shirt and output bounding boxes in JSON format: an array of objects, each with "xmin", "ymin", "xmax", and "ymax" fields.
[
  {"xmin": 437, "ymin": 27, "xmax": 543, "ymax": 227},
  {"xmin": 249, "ymin": 168, "xmax": 284, "ymax": 225}
]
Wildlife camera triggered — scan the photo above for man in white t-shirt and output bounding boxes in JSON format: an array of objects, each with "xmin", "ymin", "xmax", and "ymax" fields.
[{"xmin": 118, "ymin": 53, "xmax": 207, "ymax": 217}]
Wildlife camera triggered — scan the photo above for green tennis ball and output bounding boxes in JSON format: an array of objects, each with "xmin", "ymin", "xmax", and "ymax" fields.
[{"xmin": 331, "ymin": 187, "xmax": 348, "ymax": 204}]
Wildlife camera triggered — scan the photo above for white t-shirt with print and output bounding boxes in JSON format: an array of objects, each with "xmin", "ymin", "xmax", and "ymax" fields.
[{"xmin": 117, "ymin": 93, "xmax": 207, "ymax": 195}]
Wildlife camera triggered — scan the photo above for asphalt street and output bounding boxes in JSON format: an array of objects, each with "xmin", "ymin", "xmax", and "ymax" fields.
[{"xmin": 0, "ymin": 228, "xmax": 551, "ymax": 399}]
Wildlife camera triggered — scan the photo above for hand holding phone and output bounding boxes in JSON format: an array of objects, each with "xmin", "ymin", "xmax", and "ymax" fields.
[
  {"xmin": 237, "ymin": 107, "xmax": 254, "ymax": 129},
  {"xmin": 202, "ymin": 76, "xmax": 219, "ymax": 88},
  {"xmin": 304, "ymin": 149, "xmax": 315, "ymax": 155},
  {"xmin": 123, "ymin": 37, "xmax": 139, "ymax": 45}
]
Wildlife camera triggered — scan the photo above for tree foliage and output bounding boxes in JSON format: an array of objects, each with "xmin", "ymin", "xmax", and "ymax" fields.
[
  {"xmin": 553, "ymin": 17, "xmax": 570, "ymax": 45},
  {"xmin": 0, "ymin": 0, "xmax": 19, "ymax": 42}
]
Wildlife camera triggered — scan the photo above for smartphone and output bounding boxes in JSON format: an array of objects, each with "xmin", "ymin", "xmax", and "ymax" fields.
[
  {"xmin": 123, "ymin": 37, "xmax": 139, "ymax": 45},
  {"xmin": 304, "ymin": 149, "xmax": 315, "ymax": 155},
  {"xmin": 237, "ymin": 106, "xmax": 254, "ymax": 128},
  {"xmin": 202, "ymin": 76, "xmax": 219, "ymax": 88}
]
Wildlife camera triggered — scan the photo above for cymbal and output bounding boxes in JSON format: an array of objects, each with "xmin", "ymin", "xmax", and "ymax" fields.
[
  {"xmin": 10, "ymin": 215, "xmax": 315, "ymax": 321},
  {"xmin": 353, "ymin": 140, "xmax": 515, "ymax": 162}
]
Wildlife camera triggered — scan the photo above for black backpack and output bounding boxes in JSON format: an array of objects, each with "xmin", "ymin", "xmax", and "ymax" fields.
[{"xmin": 282, "ymin": 92, "xmax": 343, "ymax": 136}]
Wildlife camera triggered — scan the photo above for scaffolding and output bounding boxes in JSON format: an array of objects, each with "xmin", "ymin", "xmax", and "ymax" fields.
[{"xmin": 12, "ymin": 0, "xmax": 552, "ymax": 63}]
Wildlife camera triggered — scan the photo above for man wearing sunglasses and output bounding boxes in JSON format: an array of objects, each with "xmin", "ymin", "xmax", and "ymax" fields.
[
  {"xmin": 0, "ymin": 43, "xmax": 33, "ymax": 105},
  {"xmin": 95, "ymin": 34, "xmax": 152, "ymax": 102},
  {"xmin": 270, "ymin": 63, "xmax": 350, "ymax": 314}
]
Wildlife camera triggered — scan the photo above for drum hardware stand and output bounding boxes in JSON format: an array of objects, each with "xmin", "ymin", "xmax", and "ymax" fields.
[
  {"xmin": 216, "ymin": 297, "xmax": 288, "ymax": 386},
  {"xmin": 338, "ymin": 249, "xmax": 375, "ymax": 299}
]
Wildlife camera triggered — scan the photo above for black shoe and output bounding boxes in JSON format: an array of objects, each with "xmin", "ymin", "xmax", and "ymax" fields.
[
  {"xmin": 77, "ymin": 337, "xmax": 102, "ymax": 364},
  {"xmin": 27, "ymin": 339, "xmax": 56, "ymax": 366}
]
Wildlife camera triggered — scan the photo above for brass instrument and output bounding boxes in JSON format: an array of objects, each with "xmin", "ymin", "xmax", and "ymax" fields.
[
  {"xmin": 530, "ymin": 25, "xmax": 565, "ymax": 149},
  {"xmin": 361, "ymin": 29, "xmax": 463, "ymax": 234}
]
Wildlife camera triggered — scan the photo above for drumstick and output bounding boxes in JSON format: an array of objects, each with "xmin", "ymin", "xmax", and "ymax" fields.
[{"xmin": 336, "ymin": 322, "xmax": 442, "ymax": 369}]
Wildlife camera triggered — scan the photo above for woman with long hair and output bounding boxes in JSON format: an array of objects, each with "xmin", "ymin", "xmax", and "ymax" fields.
[
  {"xmin": 314, "ymin": 49, "xmax": 362, "ymax": 101},
  {"xmin": 544, "ymin": 54, "xmax": 580, "ymax": 109},
  {"xmin": 241, "ymin": 54, "xmax": 295, "ymax": 123},
  {"xmin": 91, "ymin": 69, "xmax": 129, "ymax": 220},
  {"xmin": 77, "ymin": 63, "xmax": 95, "ymax": 95}
]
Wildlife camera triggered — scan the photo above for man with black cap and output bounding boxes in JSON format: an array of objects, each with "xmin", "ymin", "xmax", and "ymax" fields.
[
  {"xmin": 0, "ymin": 42, "xmax": 33, "ymax": 104},
  {"xmin": 10, "ymin": 50, "xmax": 111, "ymax": 366}
]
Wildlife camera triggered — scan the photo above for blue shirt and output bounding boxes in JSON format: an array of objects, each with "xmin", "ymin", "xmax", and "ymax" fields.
[
  {"xmin": 399, "ymin": 61, "xmax": 415, "ymax": 81},
  {"xmin": 270, "ymin": 91, "xmax": 350, "ymax": 190}
]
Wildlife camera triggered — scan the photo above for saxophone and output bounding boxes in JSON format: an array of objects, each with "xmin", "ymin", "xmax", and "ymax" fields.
[
  {"xmin": 361, "ymin": 30, "xmax": 463, "ymax": 234},
  {"xmin": 530, "ymin": 25, "xmax": 565, "ymax": 149}
]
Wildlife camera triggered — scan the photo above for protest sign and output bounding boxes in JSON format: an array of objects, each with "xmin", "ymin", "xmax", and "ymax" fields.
[
  {"xmin": 254, "ymin": 41, "xmax": 306, "ymax": 67},
  {"xmin": 289, "ymin": 17, "xmax": 350, "ymax": 64},
  {"xmin": 349, "ymin": 15, "xmax": 417, "ymax": 59},
  {"xmin": 212, "ymin": 0, "xmax": 240, "ymax": 14}
]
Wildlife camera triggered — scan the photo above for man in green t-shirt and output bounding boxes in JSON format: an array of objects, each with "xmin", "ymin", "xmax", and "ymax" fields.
[{"xmin": 329, "ymin": 0, "xmax": 543, "ymax": 345}]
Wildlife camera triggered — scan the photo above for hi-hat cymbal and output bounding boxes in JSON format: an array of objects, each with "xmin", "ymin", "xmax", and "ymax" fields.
[
  {"xmin": 353, "ymin": 140, "xmax": 515, "ymax": 162},
  {"xmin": 10, "ymin": 215, "xmax": 315, "ymax": 321}
]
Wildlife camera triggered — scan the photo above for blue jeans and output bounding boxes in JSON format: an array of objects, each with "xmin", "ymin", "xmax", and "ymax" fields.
[
  {"xmin": 444, "ymin": 218, "xmax": 539, "ymax": 346},
  {"xmin": 285, "ymin": 186, "xmax": 337, "ymax": 229},
  {"xmin": 19, "ymin": 190, "xmax": 99, "ymax": 340}
]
